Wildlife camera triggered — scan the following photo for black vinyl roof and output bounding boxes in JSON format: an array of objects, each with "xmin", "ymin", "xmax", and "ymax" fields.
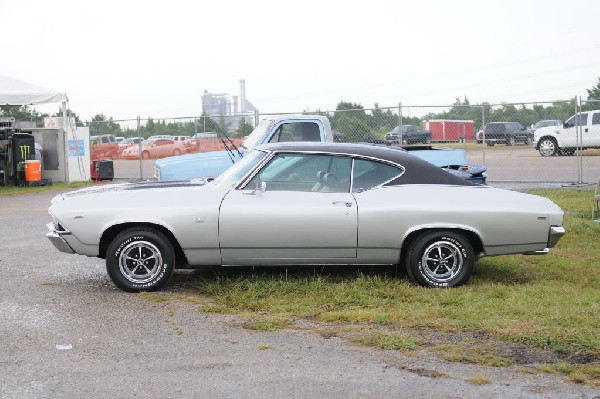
[{"xmin": 256, "ymin": 142, "xmax": 474, "ymax": 186}]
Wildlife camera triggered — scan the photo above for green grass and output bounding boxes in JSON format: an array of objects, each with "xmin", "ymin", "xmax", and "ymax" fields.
[
  {"xmin": 188, "ymin": 188, "xmax": 600, "ymax": 383},
  {"xmin": 0, "ymin": 181, "xmax": 94, "ymax": 196}
]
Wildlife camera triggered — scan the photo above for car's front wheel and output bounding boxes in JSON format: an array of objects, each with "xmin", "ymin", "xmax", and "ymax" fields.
[
  {"xmin": 106, "ymin": 227, "xmax": 175, "ymax": 292},
  {"xmin": 538, "ymin": 137, "xmax": 558, "ymax": 156},
  {"xmin": 506, "ymin": 136, "xmax": 515, "ymax": 146},
  {"xmin": 405, "ymin": 231, "xmax": 474, "ymax": 288}
]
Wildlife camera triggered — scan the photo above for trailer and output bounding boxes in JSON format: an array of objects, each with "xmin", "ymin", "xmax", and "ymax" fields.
[{"xmin": 424, "ymin": 120, "xmax": 475, "ymax": 142}]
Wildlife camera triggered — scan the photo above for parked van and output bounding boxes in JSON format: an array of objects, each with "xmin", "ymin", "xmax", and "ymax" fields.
[{"xmin": 533, "ymin": 110, "xmax": 600, "ymax": 156}]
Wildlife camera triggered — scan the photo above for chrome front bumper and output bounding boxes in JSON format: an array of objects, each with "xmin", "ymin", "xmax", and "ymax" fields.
[{"xmin": 46, "ymin": 222, "xmax": 75, "ymax": 254}]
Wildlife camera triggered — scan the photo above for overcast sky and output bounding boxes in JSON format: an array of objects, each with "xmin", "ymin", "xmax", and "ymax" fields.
[{"xmin": 2, "ymin": 0, "xmax": 599, "ymax": 121}]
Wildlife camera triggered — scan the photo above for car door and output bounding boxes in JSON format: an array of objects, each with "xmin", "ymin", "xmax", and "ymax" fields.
[
  {"xmin": 562, "ymin": 113, "xmax": 588, "ymax": 147},
  {"xmin": 218, "ymin": 152, "xmax": 358, "ymax": 265},
  {"xmin": 587, "ymin": 111, "xmax": 600, "ymax": 146}
]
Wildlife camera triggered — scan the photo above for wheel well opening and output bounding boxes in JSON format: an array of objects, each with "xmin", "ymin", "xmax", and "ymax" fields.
[
  {"xmin": 401, "ymin": 228, "xmax": 484, "ymax": 262},
  {"xmin": 99, "ymin": 223, "xmax": 188, "ymax": 266}
]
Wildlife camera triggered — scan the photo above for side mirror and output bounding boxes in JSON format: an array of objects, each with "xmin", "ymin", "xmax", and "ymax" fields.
[{"xmin": 245, "ymin": 181, "xmax": 267, "ymax": 196}]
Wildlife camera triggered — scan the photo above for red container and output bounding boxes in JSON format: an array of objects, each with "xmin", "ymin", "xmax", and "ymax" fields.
[
  {"xmin": 424, "ymin": 120, "xmax": 475, "ymax": 142},
  {"xmin": 24, "ymin": 160, "xmax": 41, "ymax": 182}
]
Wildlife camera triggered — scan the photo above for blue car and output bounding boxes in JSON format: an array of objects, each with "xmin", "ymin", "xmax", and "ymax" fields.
[{"xmin": 154, "ymin": 115, "xmax": 486, "ymax": 185}]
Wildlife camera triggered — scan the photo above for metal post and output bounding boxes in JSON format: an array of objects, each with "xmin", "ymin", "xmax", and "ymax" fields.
[
  {"xmin": 481, "ymin": 105, "xmax": 486, "ymax": 165},
  {"xmin": 577, "ymin": 97, "xmax": 583, "ymax": 184},
  {"xmin": 137, "ymin": 116, "xmax": 143, "ymax": 180},
  {"xmin": 398, "ymin": 103, "xmax": 403, "ymax": 147},
  {"xmin": 254, "ymin": 109, "xmax": 259, "ymax": 127}
]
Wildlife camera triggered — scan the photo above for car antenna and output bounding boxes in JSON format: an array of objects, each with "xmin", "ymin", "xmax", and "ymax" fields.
[{"xmin": 220, "ymin": 130, "xmax": 244, "ymax": 158}]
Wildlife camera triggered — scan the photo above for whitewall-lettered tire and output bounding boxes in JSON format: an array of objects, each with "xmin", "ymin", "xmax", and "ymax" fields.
[
  {"xmin": 405, "ymin": 231, "xmax": 474, "ymax": 288},
  {"xmin": 106, "ymin": 227, "xmax": 175, "ymax": 292}
]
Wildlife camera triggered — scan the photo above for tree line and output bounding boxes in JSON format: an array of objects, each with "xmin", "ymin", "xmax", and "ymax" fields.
[{"xmin": 2, "ymin": 78, "xmax": 599, "ymax": 140}]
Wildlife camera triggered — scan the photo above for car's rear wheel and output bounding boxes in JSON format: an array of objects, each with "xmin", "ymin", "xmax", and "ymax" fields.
[
  {"xmin": 524, "ymin": 136, "xmax": 533, "ymax": 146},
  {"xmin": 405, "ymin": 231, "xmax": 474, "ymax": 288},
  {"xmin": 173, "ymin": 149, "xmax": 181, "ymax": 156},
  {"xmin": 506, "ymin": 136, "xmax": 515, "ymax": 146},
  {"xmin": 424, "ymin": 137, "xmax": 431, "ymax": 144},
  {"xmin": 538, "ymin": 137, "xmax": 557, "ymax": 156},
  {"xmin": 106, "ymin": 227, "xmax": 175, "ymax": 292},
  {"xmin": 142, "ymin": 151, "xmax": 150, "ymax": 160},
  {"xmin": 402, "ymin": 138, "xmax": 408, "ymax": 146}
]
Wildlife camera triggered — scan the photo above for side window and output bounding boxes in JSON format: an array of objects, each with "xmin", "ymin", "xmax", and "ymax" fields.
[
  {"xmin": 101, "ymin": 136, "xmax": 109, "ymax": 144},
  {"xmin": 565, "ymin": 114, "xmax": 588, "ymax": 127},
  {"xmin": 592, "ymin": 113, "xmax": 600, "ymax": 125},
  {"xmin": 352, "ymin": 159, "xmax": 403, "ymax": 193},
  {"xmin": 245, "ymin": 153, "xmax": 351, "ymax": 192},
  {"xmin": 268, "ymin": 122, "xmax": 321, "ymax": 143}
]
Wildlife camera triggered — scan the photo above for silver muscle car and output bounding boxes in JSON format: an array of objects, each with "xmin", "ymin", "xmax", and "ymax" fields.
[{"xmin": 47, "ymin": 142, "xmax": 566, "ymax": 292}]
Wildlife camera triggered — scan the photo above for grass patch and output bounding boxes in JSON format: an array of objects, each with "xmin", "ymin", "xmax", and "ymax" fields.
[
  {"xmin": 186, "ymin": 188, "xmax": 599, "ymax": 381},
  {"xmin": 537, "ymin": 362, "xmax": 600, "ymax": 386},
  {"xmin": 243, "ymin": 316, "xmax": 292, "ymax": 332},
  {"xmin": 466, "ymin": 375, "xmax": 491, "ymax": 385},
  {"xmin": 0, "ymin": 181, "xmax": 94, "ymax": 196},
  {"xmin": 138, "ymin": 292, "xmax": 169, "ymax": 303},
  {"xmin": 435, "ymin": 345, "xmax": 515, "ymax": 367},
  {"xmin": 353, "ymin": 332, "xmax": 422, "ymax": 351}
]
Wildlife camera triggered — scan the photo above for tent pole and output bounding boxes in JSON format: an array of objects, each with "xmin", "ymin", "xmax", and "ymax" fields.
[{"xmin": 62, "ymin": 101, "xmax": 69, "ymax": 182}]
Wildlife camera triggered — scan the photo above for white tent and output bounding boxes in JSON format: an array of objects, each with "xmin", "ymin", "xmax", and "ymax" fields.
[
  {"xmin": 0, "ymin": 74, "xmax": 68, "ymax": 106},
  {"xmin": 0, "ymin": 74, "xmax": 87, "ymax": 183}
]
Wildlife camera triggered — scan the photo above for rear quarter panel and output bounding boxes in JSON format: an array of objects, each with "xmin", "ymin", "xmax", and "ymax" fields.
[{"xmin": 353, "ymin": 185, "xmax": 563, "ymax": 260}]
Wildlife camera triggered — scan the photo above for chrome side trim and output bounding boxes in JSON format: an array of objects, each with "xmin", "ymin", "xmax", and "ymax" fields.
[{"xmin": 524, "ymin": 248, "xmax": 549, "ymax": 255}]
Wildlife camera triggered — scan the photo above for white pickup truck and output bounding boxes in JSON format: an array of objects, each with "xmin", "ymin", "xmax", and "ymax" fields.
[{"xmin": 533, "ymin": 110, "xmax": 600, "ymax": 156}]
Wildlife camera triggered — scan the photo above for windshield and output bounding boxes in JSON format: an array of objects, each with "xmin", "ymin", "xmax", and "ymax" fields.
[
  {"xmin": 213, "ymin": 150, "xmax": 268, "ymax": 188},
  {"xmin": 241, "ymin": 119, "xmax": 275, "ymax": 151}
]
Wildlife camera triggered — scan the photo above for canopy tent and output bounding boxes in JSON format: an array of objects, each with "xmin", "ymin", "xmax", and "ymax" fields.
[
  {"xmin": 0, "ymin": 74, "xmax": 83, "ymax": 184},
  {"xmin": 0, "ymin": 74, "xmax": 67, "ymax": 105}
]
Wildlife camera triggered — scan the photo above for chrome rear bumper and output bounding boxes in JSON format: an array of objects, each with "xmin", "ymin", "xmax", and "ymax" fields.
[
  {"xmin": 46, "ymin": 222, "xmax": 75, "ymax": 254},
  {"xmin": 547, "ymin": 226, "xmax": 566, "ymax": 248}
]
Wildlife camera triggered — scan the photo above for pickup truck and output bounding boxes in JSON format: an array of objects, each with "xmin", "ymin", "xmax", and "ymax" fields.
[
  {"xmin": 533, "ymin": 110, "xmax": 600, "ymax": 156},
  {"xmin": 384, "ymin": 125, "xmax": 432, "ymax": 145},
  {"xmin": 154, "ymin": 114, "xmax": 486, "ymax": 184}
]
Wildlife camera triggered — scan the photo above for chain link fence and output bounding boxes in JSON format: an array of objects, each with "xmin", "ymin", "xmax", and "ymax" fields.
[{"xmin": 79, "ymin": 99, "xmax": 600, "ymax": 186}]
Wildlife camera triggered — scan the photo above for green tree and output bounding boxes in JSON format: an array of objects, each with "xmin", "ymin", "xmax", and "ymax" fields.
[
  {"xmin": 0, "ymin": 105, "xmax": 47, "ymax": 125},
  {"xmin": 586, "ymin": 77, "xmax": 600, "ymax": 100},
  {"xmin": 235, "ymin": 118, "xmax": 254, "ymax": 138},
  {"xmin": 87, "ymin": 113, "xmax": 122, "ymax": 136}
]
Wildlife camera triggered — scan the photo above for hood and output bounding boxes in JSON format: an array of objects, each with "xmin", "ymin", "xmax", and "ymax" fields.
[
  {"xmin": 155, "ymin": 150, "xmax": 239, "ymax": 167},
  {"xmin": 51, "ymin": 179, "xmax": 210, "ymax": 204},
  {"xmin": 155, "ymin": 150, "xmax": 242, "ymax": 181}
]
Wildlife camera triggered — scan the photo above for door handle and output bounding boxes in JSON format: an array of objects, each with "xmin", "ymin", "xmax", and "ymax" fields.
[{"xmin": 332, "ymin": 201, "xmax": 353, "ymax": 207}]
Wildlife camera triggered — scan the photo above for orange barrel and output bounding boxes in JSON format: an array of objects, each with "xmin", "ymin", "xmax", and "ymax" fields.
[{"xmin": 24, "ymin": 160, "xmax": 42, "ymax": 182}]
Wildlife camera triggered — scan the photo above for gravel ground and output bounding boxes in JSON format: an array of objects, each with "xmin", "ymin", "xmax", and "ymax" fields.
[{"xmin": 1, "ymin": 190, "xmax": 599, "ymax": 398}]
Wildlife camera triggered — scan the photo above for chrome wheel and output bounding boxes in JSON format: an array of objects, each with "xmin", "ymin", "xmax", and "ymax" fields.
[
  {"xmin": 538, "ymin": 138, "xmax": 557, "ymax": 156},
  {"xmin": 420, "ymin": 241, "xmax": 463, "ymax": 284},
  {"xmin": 405, "ymin": 231, "xmax": 474, "ymax": 288},
  {"xmin": 119, "ymin": 241, "xmax": 163, "ymax": 284}
]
